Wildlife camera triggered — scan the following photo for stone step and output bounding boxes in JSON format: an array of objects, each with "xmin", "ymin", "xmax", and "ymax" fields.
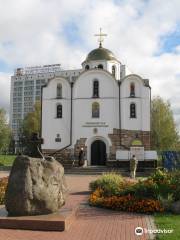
[
  {"xmin": 65, "ymin": 166, "xmax": 123, "ymax": 173},
  {"xmin": 64, "ymin": 167, "xmax": 156, "ymax": 176},
  {"xmin": 65, "ymin": 168, "xmax": 118, "ymax": 172},
  {"xmin": 65, "ymin": 171, "xmax": 126, "ymax": 175}
]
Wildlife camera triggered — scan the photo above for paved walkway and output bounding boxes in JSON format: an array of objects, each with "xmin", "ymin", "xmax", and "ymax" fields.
[
  {"xmin": 0, "ymin": 171, "xmax": 9, "ymax": 178},
  {"xmin": 0, "ymin": 174, "xmax": 155, "ymax": 240}
]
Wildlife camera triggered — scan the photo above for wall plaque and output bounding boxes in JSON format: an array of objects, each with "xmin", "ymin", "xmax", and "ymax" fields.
[{"xmin": 83, "ymin": 122, "xmax": 108, "ymax": 127}]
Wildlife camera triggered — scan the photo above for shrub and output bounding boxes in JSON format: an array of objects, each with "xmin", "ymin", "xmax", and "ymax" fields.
[
  {"xmin": 148, "ymin": 169, "xmax": 180, "ymax": 201},
  {"xmin": 124, "ymin": 170, "xmax": 180, "ymax": 202},
  {"xmin": 0, "ymin": 177, "xmax": 8, "ymax": 204},
  {"xmin": 119, "ymin": 179, "xmax": 158, "ymax": 199},
  {"xmin": 149, "ymin": 169, "xmax": 169, "ymax": 184},
  {"xmin": 169, "ymin": 171, "xmax": 180, "ymax": 201},
  {"xmin": 158, "ymin": 194, "xmax": 174, "ymax": 211},
  {"xmin": 89, "ymin": 173, "xmax": 123, "ymax": 196}
]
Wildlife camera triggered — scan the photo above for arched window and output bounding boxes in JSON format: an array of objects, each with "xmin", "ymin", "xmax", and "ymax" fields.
[
  {"xmin": 98, "ymin": 64, "xmax": 103, "ymax": 69},
  {"xmin": 92, "ymin": 102, "xmax": 100, "ymax": 118},
  {"xmin": 57, "ymin": 83, "xmax": 62, "ymax": 98},
  {"xmin": 130, "ymin": 83, "xmax": 135, "ymax": 97},
  {"xmin": 93, "ymin": 80, "xmax": 99, "ymax": 98},
  {"xmin": 112, "ymin": 65, "xmax": 116, "ymax": 77},
  {"xmin": 85, "ymin": 65, "xmax": 90, "ymax": 70},
  {"xmin": 57, "ymin": 104, "xmax": 62, "ymax": 118},
  {"xmin": 130, "ymin": 103, "xmax": 136, "ymax": 118}
]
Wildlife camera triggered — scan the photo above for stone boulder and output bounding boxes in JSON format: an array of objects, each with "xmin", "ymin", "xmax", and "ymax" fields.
[
  {"xmin": 5, "ymin": 155, "xmax": 68, "ymax": 216},
  {"xmin": 170, "ymin": 201, "xmax": 180, "ymax": 214}
]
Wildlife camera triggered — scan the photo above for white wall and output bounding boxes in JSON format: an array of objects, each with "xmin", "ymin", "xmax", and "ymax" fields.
[
  {"xmin": 42, "ymin": 77, "xmax": 71, "ymax": 149},
  {"xmin": 120, "ymin": 74, "xmax": 150, "ymax": 131},
  {"xmin": 72, "ymin": 69, "xmax": 119, "ymax": 146}
]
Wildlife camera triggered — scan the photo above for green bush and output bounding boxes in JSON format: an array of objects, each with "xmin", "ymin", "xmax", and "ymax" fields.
[
  {"xmin": 169, "ymin": 171, "xmax": 180, "ymax": 201},
  {"xmin": 158, "ymin": 194, "xmax": 174, "ymax": 212},
  {"xmin": 149, "ymin": 169, "xmax": 180, "ymax": 201},
  {"xmin": 121, "ymin": 170, "xmax": 180, "ymax": 206},
  {"xmin": 0, "ymin": 155, "xmax": 16, "ymax": 166},
  {"xmin": 89, "ymin": 172, "xmax": 123, "ymax": 197},
  {"xmin": 119, "ymin": 179, "xmax": 158, "ymax": 199},
  {"xmin": 149, "ymin": 169, "xmax": 169, "ymax": 184},
  {"xmin": 123, "ymin": 170, "xmax": 170, "ymax": 199}
]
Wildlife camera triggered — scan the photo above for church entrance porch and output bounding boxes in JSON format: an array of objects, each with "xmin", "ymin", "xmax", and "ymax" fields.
[{"xmin": 91, "ymin": 140, "xmax": 106, "ymax": 165}]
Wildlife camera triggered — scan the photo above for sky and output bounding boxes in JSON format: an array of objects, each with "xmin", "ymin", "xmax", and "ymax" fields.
[{"xmin": 0, "ymin": 0, "xmax": 180, "ymax": 127}]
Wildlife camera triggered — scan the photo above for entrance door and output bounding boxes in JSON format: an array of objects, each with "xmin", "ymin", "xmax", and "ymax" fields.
[{"xmin": 91, "ymin": 140, "xmax": 106, "ymax": 165}]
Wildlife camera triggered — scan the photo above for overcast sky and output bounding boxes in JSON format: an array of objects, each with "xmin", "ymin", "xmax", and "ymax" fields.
[{"xmin": 0, "ymin": 0, "xmax": 180, "ymax": 127}]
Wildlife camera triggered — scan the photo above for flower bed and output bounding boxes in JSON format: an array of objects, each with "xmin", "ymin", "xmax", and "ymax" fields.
[
  {"xmin": 89, "ymin": 188, "xmax": 164, "ymax": 213},
  {"xmin": 89, "ymin": 170, "xmax": 180, "ymax": 213},
  {"xmin": 0, "ymin": 177, "xmax": 8, "ymax": 204}
]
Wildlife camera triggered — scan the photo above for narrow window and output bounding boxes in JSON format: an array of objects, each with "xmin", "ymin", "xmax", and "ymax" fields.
[
  {"xmin": 57, "ymin": 83, "xmax": 62, "ymax": 98},
  {"xmin": 130, "ymin": 83, "xmax": 135, "ymax": 97},
  {"xmin": 85, "ymin": 65, "xmax": 90, "ymax": 70},
  {"xmin": 57, "ymin": 104, "xmax": 62, "ymax": 118},
  {"xmin": 93, "ymin": 80, "xmax": 99, "ymax": 98},
  {"xmin": 112, "ymin": 65, "xmax": 116, "ymax": 77},
  {"xmin": 130, "ymin": 103, "xmax": 136, "ymax": 118},
  {"xmin": 92, "ymin": 102, "xmax": 100, "ymax": 118},
  {"xmin": 98, "ymin": 64, "xmax": 103, "ymax": 69}
]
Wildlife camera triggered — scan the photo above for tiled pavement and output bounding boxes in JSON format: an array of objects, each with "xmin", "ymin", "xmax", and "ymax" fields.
[
  {"xmin": 0, "ymin": 171, "xmax": 9, "ymax": 178},
  {"xmin": 0, "ymin": 173, "xmax": 155, "ymax": 240}
]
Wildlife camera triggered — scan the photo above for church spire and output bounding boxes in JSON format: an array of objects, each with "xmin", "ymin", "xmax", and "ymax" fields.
[{"xmin": 94, "ymin": 28, "xmax": 107, "ymax": 48}]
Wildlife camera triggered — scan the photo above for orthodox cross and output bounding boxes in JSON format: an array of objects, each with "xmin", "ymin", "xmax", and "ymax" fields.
[{"xmin": 94, "ymin": 28, "xmax": 107, "ymax": 48}]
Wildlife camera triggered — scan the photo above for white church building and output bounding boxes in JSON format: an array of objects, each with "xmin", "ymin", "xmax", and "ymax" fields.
[{"xmin": 41, "ymin": 32, "xmax": 156, "ymax": 167}]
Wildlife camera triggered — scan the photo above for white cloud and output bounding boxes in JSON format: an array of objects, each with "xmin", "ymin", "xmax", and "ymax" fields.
[
  {"xmin": 0, "ymin": 0, "xmax": 180, "ymax": 128},
  {"xmin": 0, "ymin": 72, "xmax": 11, "ymax": 113}
]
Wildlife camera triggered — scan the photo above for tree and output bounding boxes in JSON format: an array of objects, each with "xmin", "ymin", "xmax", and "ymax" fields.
[
  {"xmin": 22, "ymin": 101, "xmax": 41, "ymax": 156},
  {"xmin": 151, "ymin": 96, "xmax": 180, "ymax": 151},
  {"xmin": 0, "ymin": 108, "xmax": 11, "ymax": 152},
  {"xmin": 23, "ymin": 101, "xmax": 41, "ymax": 139}
]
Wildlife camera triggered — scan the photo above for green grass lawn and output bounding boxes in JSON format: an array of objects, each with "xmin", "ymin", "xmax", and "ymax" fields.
[
  {"xmin": 154, "ymin": 214, "xmax": 180, "ymax": 240},
  {"xmin": 0, "ymin": 155, "xmax": 16, "ymax": 166}
]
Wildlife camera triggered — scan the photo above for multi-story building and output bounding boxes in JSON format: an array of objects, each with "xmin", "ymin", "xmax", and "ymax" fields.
[{"xmin": 10, "ymin": 64, "xmax": 82, "ymax": 151}]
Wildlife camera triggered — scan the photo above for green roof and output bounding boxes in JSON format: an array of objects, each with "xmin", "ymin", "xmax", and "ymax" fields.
[{"xmin": 85, "ymin": 47, "xmax": 117, "ymax": 61}]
